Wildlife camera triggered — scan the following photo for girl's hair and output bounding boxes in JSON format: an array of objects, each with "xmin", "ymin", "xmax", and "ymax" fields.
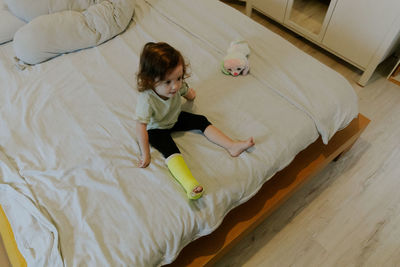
[{"xmin": 137, "ymin": 42, "xmax": 189, "ymax": 92}]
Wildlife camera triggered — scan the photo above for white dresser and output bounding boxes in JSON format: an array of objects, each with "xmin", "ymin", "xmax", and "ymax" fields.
[{"xmin": 246, "ymin": 0, "xmax": 400, "ymax": 86}]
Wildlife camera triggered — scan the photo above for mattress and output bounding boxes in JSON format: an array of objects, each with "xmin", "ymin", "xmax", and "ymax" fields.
[{"xmin": 0, "ymin": 0, "xmax": 358, "ymax": 266}]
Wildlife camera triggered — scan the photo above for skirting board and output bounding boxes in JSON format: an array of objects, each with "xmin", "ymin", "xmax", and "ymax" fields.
[{"xmin": 167, "ymin": 113, "xmax": 370, "ymax": 266}]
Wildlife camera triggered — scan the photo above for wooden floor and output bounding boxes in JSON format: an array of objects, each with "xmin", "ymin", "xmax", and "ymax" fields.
[
  {"xmin": 0, "ymin": 234, "xmax": 10, "ymax": 267},
  {"xmin": 1, "ymin": 2, "xmax": 399, "ymax": 266},
  {"xmin": 290, "ymin": 0, "xmax": 329, "ymax": 35},
  {"xmin": 216, "ymin": 1, "xmax": 400, "ymax": 266}
]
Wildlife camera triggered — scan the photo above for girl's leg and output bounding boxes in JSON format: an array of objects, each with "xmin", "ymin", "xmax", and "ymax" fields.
[
  {"xmin": 147, "ymin": 129, "xmax": 180, "ymax": 158},
  {"xmin": 148, "ymin": 129, "xmax": 203, "ymax": 199},
  {"xmin": 204, "ymin": 125, "xmax": 255, "ymax": 157},
  {"xmin": 172, "ymin": 112, "xmax": 255, "ymax": 157},
  {"xmin": 165, "ymin": 154, "xmax": 203, "ymax": 199}
]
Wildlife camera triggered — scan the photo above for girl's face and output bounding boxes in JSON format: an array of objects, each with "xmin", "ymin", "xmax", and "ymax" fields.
[{"xmin": 154, "ymin": 64, "xmax": 183, "ymax": 100}]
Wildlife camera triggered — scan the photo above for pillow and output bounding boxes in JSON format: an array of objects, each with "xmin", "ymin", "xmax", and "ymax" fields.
[
  {"xmin": 10, "ymin": 0, "xmax": 135, "ymax": 64},
  {"xmin": 4, "ymin": 0, "xmax": 94, "ymax": 22},
  {"xmin": 0, "ymin": 5, "xmax": 26, "ymax": 44},
  {"xmin": 3, "ymin": 0, "xmax": 48, "ymax": 22}
]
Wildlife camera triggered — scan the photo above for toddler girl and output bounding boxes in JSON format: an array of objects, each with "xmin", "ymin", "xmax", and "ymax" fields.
[{"xmin": 135, "ymin": 42, "xmax": 254, "ymax": 199}]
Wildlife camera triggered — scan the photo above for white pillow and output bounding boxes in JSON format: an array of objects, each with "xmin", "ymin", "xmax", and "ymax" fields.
[
  {"xmin": 13, "ymin": 11, "xmax": 99, "ymax": 63},
  {"xmin": 12, "ymin": 0, "xmax": 135, "ymax": 64},
  {"xmin": 4, "ymin": 0, "xmax": 93, "ymax": 22},
  {"xmin": 3, "ymin": 0, "xmax": 47, "ymax": 22},
  {"xmin": 0, "ymin": 6, "xmax": 26, "ymax": 44}
]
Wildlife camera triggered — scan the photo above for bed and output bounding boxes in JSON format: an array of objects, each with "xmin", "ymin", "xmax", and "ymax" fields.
[{"xmin": 0, "ymin": 0, "xmax": 368, "ymax": 266}]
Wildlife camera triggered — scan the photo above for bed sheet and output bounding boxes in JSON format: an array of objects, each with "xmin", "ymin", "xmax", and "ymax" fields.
[
  {"xmin": 0, "ymin": 0, "xmax": 357, "ymax": 266},
  {"xmin": 146, "ymin": 0, "xmax": 358, "ymax": 144}
]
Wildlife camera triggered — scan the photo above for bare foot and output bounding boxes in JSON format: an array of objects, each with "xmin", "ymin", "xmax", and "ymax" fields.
[{"xmin": 228, "ymin": 137, "xmax": 255, "ymax": 157}]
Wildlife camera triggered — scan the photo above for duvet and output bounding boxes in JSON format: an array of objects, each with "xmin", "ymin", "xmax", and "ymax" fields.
[{"xmin": 0, "ymin": 0, "xmax": 358, "ymax": 265}]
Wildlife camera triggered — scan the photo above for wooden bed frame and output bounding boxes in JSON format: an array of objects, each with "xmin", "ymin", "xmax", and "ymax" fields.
[
  {"xmin": 0, "ymin": 114, "xmax": 369, "ymax": 267},
  {"xmin": 166, "ymin": 113, "xmax": 370, "ymax": 266}
]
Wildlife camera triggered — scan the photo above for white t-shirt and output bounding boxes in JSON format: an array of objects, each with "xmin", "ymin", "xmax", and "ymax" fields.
[{"xmin": 135, "ymin": 82, "xmax": 189, "ymax": 130}]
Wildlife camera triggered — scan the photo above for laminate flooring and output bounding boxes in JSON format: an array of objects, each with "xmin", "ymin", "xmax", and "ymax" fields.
[
  {"xmin": 289, "ymin": 0, "xmax": 329, "ymax": 35},
  {"xmin": 217, "ymin": 1, "xmax": 400, "ymax": 266}
]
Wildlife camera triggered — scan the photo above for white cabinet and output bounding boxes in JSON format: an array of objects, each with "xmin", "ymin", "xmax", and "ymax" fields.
[
  {"xmin": 284, "ymin": 0, "xmax": 337, "ymax": 43},
  {"xmin": 322, "ymin": 0, "xmax": 400, "ymax": 69},
  {"xmin": 247, "ymin": 0, "xmax": 287, "ymax": 23},
  {"xmin": 245, "ymin": 0, "xmax": 400, "ymax": 86}
]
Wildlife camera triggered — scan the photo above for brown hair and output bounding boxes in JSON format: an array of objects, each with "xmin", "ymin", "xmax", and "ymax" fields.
[{"xmin": 136, "ymin": 42, "xmax": 189, "ymax": 92}]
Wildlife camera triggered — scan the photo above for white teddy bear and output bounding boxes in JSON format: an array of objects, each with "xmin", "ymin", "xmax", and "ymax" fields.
[{"xmin": 221, "ymin": 40, "xmax": 250, "ymax": 77}]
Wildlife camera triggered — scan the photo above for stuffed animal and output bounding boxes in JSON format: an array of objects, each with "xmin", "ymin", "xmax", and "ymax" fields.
[{"xmin": 221, "ymin": 40, "xmax": 250, "ymax": 76}]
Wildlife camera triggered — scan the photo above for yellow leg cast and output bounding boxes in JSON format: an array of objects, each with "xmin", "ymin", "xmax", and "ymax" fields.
[{"xmin": 166, "ymin": 154, "xmax": 203, "ymax": 199}]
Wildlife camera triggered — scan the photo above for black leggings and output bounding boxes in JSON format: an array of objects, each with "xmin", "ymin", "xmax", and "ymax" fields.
[{"xmin": 147, "ymin": 111, "xmax": 211, "ymax": 158}]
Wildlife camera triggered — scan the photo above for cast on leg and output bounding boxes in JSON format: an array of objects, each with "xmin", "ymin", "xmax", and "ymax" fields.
[{"xmin": 166, "ymin": 153, "xmax": 203, "ymax": 199}]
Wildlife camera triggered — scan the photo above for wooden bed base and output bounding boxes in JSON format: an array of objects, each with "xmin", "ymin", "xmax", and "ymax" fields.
[
  {"xmin": 0, "ymin": 114, "xmax": 369, "ymax": 267},
  {"xmin": 166, "ymin": 113, "xmax": 370, "ymax": 266}
]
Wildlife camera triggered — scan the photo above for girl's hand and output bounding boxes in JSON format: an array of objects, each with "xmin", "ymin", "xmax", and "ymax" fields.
[
  {"xmin": 136, "ymin": 122, "xmax": 151, "ymax": 168},
  {"xmin": 184, "ymin": 88, "xmax": 196, "ymax": 101},
  {"xmin": 138, "ymin": 153, "xmax": 151, "ymax": 168}
]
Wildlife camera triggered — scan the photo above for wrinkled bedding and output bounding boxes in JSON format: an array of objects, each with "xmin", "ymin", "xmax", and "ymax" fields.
[{"xmin": 0, "ymin": 0, "xmax": 358, "ymax": 266}]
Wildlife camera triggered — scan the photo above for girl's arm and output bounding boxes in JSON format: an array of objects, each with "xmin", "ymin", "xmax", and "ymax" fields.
[
  {"xmin": 136, "ymin": 121, "xmax": 151, "ymax": 168},
  {"xmin": 183, "ymin": 87, "xmax": 196, "ymax": 101}
]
